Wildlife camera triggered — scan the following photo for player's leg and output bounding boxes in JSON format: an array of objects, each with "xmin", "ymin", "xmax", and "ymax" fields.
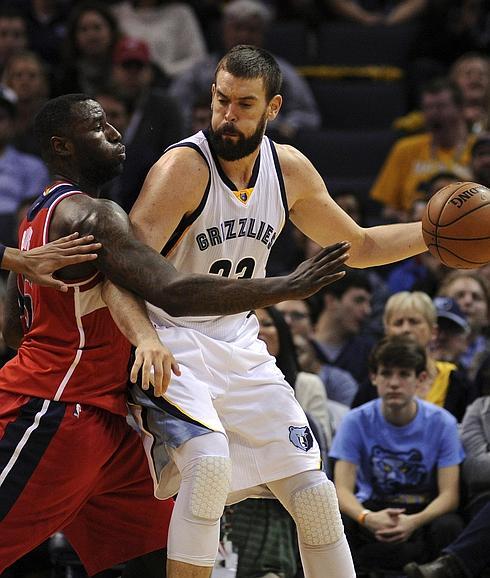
[
  {"xmin": 268, "ymin": 470, "xmax": 356, "ymax": 578},
  {"xmin": 167, "ymin": 432, "xmax": 231, "ymax": 578},
  {"xmin": 0, "ymin": 394, "xmax": 106, "ymax": 573},
  {"xmin": 63, "ymin": 420, "xmax": 173, "ymax": 577}
]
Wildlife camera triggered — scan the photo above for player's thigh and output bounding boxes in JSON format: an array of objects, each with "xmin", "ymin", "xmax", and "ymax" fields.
[
  {"xmin": 64, "ymin": 426, "xmax": 173, "ymax": 575},
  {"xmin": 0, "ymin": 394, "xmax": 121, "ymax": 570}
]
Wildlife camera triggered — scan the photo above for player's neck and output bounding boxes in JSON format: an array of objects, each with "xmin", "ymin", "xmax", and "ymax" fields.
[
  {"xmin": 53, "ymin": 172, "xmax": 101, "ymax": 197},
  {"xmin": 218, "ymin": 148, "xmax": 260, "ymax": 191}
]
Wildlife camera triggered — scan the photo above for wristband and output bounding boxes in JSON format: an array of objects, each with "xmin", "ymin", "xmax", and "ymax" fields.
[
  {"xmin": 357, "ymin": 509, "xmax": 371, "ymax": 526},
  {"xmin": 0, "ymin": 244, "xmax": 5, "ymax": 268}
]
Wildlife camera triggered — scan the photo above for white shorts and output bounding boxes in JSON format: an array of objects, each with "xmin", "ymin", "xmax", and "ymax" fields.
[{"xmin": 129, "ymin": 315, "xmax": 321, "ymax": 501}]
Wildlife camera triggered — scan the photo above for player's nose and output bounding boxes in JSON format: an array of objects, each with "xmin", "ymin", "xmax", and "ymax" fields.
[{"xmin": 106, "ymin": 122, "xmax": 122, "ymax": 142}]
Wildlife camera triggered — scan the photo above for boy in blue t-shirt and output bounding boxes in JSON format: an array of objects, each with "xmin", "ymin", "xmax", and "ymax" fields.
[{"xmin": 330, "ymin": 334, "xmax": 465, "ymax": 573}]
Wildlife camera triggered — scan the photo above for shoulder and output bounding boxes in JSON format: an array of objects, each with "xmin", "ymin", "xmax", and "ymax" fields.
[
  {"xmin": 419, "ymin": 399, "xmax": 458, "ymax": 428},
  {"xmin": 274, "ymin": 142, "xmax": 317, "ymax": 178},
  {"xmin": 296, "ymin": 371, "xmax": 325, "ymax": 391},
  {"xmin": 393, "ymin": 133, "xmax": 430, "ymax": 153},
  {"xmin": 52, "ymin": 195, "xmax": 129, "ymax": 237},
  {"xmin": 150, "ymin": 142, "xmax": 209, "ymax": 184}
]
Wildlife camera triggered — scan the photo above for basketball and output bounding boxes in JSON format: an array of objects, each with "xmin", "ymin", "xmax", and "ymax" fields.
[{"xmin": 422, "ymin": 181, "xmax": 490, "ymax": 269}]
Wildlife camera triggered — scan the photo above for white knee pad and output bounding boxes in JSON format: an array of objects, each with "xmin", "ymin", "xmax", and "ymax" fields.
[
  {"xmin": 167, "ymin": 433, "xmax": 231, "ymax": 567},
  {"xmin": 292, "ymin": 479, "xmax": 344, "ymax": 546},
  {"xmin": 190, "ymin": 455, "xmax": 232, "ymax": 520}
]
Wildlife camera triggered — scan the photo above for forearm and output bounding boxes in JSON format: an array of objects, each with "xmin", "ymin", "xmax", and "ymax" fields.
[
  {"xmin": 101, "ymin": 280, "xmax": 158, "ymax": 346},
  {"xmin": 348, "ymin": 221, "xmax": 426, "ymax": 268},
  {"xmin": 385, "ymin": 0, "xmax": 426, "ymax": 23},
  {"xmin": 1, "ymin": 247, "xmax": 23, "ymax": 273},
  {"xmin": 410, "ymin": 492, "xmax": 459, "ymax": 528},
  {"xmin": 329, "ymin": 0, "xmax": 378, "ymax": 22},
  {"xmin": 102, "ymin": 243, "xmax": 290, "ymax": 316},
  {"xmin": 336, "ymin": 486, "xmax": 365, "ymax": 520}
]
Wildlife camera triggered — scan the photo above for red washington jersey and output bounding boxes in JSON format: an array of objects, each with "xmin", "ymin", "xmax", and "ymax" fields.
[{"xmin": 0, "ymin": 182, "xmax": 131, "ymax": 416}]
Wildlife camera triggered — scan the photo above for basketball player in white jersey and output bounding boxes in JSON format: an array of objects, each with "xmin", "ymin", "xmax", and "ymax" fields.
[{"xmin": 128, "ymin": 45, "xmax": 427, "ymax": 578}]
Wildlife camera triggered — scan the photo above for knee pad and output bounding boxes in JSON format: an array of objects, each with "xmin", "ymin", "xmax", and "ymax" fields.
[
  {"xmin": 189, "ymin": 456, "xmax": 232, "ymax": 520},
  {"xmin": 291, "ymin": 479, "xmax": 344, "ymax": 546}
]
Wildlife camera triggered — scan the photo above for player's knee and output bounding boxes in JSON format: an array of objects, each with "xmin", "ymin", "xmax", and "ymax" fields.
[
  {"xmin": 291, "ymin": 479, "xmax": 344, "ymax": 546},
  {"xmin": 188, "ymin": 455, "xmax": 232, "ymax": 521}
]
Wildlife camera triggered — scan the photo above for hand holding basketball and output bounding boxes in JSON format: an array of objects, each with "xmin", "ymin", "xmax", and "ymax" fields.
[{"xmin": 422, "ymin": 181, "xmax": 490, "ymax": 269}]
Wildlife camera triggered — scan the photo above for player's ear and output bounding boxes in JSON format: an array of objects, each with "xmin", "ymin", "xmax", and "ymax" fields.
[
  {"xmin": 51, "ymin": 135, "xmax": 73, "ymax": 157},
  {"xmin": 268, "ymin": 95, "xmax": 282, "ymax": 120}
]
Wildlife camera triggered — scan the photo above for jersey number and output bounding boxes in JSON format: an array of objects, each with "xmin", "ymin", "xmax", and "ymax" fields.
[{"xmin": 209, "ymin": 257, "xmax": 256, "ymax": 279}]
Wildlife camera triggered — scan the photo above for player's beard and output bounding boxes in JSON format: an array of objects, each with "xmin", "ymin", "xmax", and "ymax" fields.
[{"xmin": 208, "ymin": 114, "xmax": 267, "ymax": 161}]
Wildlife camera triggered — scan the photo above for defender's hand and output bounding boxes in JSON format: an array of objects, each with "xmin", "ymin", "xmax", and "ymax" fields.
[
  {"xmin": 130, "ymin": 338, "xmax": 181, "ymax": 397},
  {"xmin": 18, "ymin": 233, "xmax": 101, "ymax": 291},
  {"xmin": 286, "ymin": 241, "xmax": 350, "ymax": 299}
]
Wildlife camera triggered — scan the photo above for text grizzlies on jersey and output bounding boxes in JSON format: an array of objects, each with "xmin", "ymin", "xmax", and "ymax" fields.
[{"xmin": 196, "ymin": 218, "xmax": 278, "ymax": 251}]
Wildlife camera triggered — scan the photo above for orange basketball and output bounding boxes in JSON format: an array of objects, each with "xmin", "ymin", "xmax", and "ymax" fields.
[{"xmin": 422, "ymin": 181, "xmax": 490, "ymax": 269}]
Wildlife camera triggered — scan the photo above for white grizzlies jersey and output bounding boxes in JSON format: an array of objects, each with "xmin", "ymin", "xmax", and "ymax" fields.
[{"xmin": 147, "ymin": 130, "xmax": 288, "ymax": 341}]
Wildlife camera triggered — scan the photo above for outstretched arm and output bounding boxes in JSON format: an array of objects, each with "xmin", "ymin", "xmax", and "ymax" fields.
[
  {"xmin": 281, "ymin": 146, "xmax": 427, "ymax": 268},
  {"xmin": 1, "ymin": 233, "xmax": 101, "ymax": 292},
  {"xmin": 51, "ymin": 195, "xmax": 349, "ymax": 317}
]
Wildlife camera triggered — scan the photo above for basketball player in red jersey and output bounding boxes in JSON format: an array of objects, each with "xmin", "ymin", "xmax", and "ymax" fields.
[{"xmin": 0, "ymin": 93, "xmax": 350, "ymax": 577}]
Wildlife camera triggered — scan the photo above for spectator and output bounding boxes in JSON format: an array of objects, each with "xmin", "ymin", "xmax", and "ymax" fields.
[
  {"xmin": 404, "ymin": 501, "xmax": 490, "ymax": 577},
  {"xmin": 170, "ymin": 0, "xmax": 321, "ymax": 137},
  {"xmin": 371, "ymin": 78, "xmax": 474, "ymax": 220},
  {"xmin": 331, "ymin": 334, "xmax": 465, "ymax": 575},
  {"xmin": 2, "ymin": 50, "xmax": 50, "ymax": 156},
  {"xmin": 431, "ymin": 296, "xmax": 472, "ymax": 366},
  {"xmin": 0, "ymin": 8, "xmax": 28, "ymax": 76},
  {"xmin": 0, "ymin": 85, "xmax": 49, "ymax": 247},
  {"xmin": 450, "ymin": 52, "xmax": 490, "ymax": 134},
  {"xmin": 460, "ymin": 395, "xmax": 490, "ymax": 517},
  {"xmin": 352, "ymin": 291, "xmax": 475, "ymax": 421},
  {"xmin": 386, "ymin": 172, "xmax": 458, "ymax": 295},
  {"xmin": 190, "ymin": 90, "xmax": 212, "ymax": 134},
  {"xmin": 437, "ymin": 270, "xmax": 490, "ymax": 378},
  {"xmin": 470, "ymin": 131, "xmax": 490, "ymax": 186},
  {"xmin": 326, "ymin": 0, "xmax": 427, "ymax": 26},
  {"xmin": 312, "ymin": 269, "xmax": 373, "ymax": 402},
  {"xmin": 21, "ymin": 0, "xmax": 68, "ymax": 70},
  {"xmin": 112, "ymin": 0, "xmax": 207, "ymax": 83},
  {"xmin": 109, "ymin": 36, "xmax": 184, "ymax": 211},
  {"xmin": 55, "ymin": 1, "xmax": 120, "ymax": 96}
]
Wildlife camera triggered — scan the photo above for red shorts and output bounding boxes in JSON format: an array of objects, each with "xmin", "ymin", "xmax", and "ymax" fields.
[{"xmin": 0, "ymin": 391, "xmax": 173, "ymax": 576}]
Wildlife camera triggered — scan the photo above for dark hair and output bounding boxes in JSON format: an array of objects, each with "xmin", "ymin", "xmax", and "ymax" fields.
[
  {"xmin": 262, "ymin": 306, "xmax": 300, "ymax": 388},
  {"xmin": 215, "ymin": 45, "xmax": 282, "ymax": 102},
  {"xmin": 421, "ymin": 77, "xmax": 464, "ymax": 109},
  {"xmin": 321, "ymin": 268, "xmax": 372, "ymax": 299},
  {"xmin": 64, "ymin": 1, "xmax": 120, "ymax": 61},
  {"xmin": 33, "ymin": 93, "xmax": 92, "ymax": 160},
  {"xmin": 418, "ymin": 171, "xmax": 460, "ymax": 196},
  {"xmin": 369, "ymin": 334, "xmax": 427, "ymax": 375}
]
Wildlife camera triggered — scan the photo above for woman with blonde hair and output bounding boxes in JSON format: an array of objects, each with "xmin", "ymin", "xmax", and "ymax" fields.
[{"xmin": 353, "ymin": 291, "xmax": 475, "ymax": 421}]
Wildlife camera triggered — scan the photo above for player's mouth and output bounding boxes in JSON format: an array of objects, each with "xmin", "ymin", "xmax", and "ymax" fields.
[{"xmin": 116, "ymin": 145, "xmax": 126, "ymax": 159}]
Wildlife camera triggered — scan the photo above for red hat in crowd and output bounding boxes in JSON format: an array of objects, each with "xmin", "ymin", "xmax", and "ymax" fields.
[{"xmin": 113, "ymin": 37, "xmax": 150, "ymax": 65}]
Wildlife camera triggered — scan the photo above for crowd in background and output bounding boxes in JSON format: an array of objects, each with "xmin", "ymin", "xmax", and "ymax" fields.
[{"xmin": 0, "ymin": 1, "xmax": 489, "ymax": 577}]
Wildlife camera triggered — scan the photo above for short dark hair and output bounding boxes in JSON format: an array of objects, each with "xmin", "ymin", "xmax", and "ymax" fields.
[
  {"xmin": 215, "ymin": 44, "xmax": 282, "ymax": 102},
  {"xmin": 321, "ymin": 268, "xmax": 372, "ymax": 299},
  {"xmin": 369, "ymin": 334, "xmax": 427, "ymax": 375},
  {"xmin": 33, "ymin": 93, "xmax": 92, "ymax": 161},
  {"xmin": 421, "ymin": 77, "xmax": 464, "ymax": 109}
]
